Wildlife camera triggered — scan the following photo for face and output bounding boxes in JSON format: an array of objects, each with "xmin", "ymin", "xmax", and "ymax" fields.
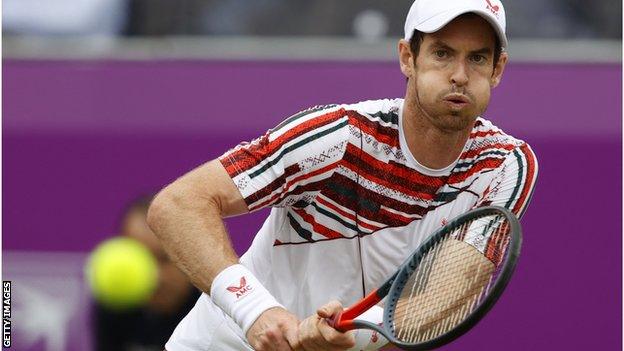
[{"xmin": 399, "ymin": 15, "xmax": 507, "ymax": 132}]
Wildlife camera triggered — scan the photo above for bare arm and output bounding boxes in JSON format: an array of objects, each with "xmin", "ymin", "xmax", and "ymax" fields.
[
  {"xmin": 147, "ymin": 159, "xmax": 246, "ymax": 292},
  {"xmin": 147, "ymin": 160, "xmax": 300, "ymax": 350}
]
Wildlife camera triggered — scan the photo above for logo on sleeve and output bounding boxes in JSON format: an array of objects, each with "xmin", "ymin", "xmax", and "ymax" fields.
[
  {"xmin": 226, "ymin": 276, "xmax": 253, "ymax": 299},
  {"xmin": 485, "ymin": 0, "xmax": 500, "ymax": 16}
]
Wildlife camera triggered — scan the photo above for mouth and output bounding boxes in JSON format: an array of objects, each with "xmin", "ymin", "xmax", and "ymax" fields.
[{"xmin": 443, "ymin": 94, "xmax": 470, "ymax": 109}]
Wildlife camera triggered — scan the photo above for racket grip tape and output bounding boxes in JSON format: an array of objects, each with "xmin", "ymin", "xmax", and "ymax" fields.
[
  {"xmin": 329, "ymin": 311, "xmax": 355, "ymax": 331},
  {"xmin": 328, "ymin": 288, "xmax": 383, "ymax": 332}
]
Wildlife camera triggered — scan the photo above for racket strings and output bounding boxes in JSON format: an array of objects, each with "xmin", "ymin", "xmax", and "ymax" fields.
[
  {"xmin": 392, "ymin": 215, "xmax": 510, "ymax": 343},
  {"xmin": 395, "ymin": 238, "xmax": 490, "ymax": 342},
  {"xmin": 400, "ymin": 251, "xmax": 492, "ymax": 342}
]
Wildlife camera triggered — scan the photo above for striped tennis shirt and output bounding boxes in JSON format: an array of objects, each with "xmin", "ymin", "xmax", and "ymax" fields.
[{"xmin": 218, "ymin": 98, "xmax": 538, "ymax": 318}]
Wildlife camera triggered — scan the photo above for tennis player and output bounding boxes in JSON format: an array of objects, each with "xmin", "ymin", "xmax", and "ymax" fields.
[{"xmin": 148, "ymin": 0, "xmax": 538, "ymax": 350}]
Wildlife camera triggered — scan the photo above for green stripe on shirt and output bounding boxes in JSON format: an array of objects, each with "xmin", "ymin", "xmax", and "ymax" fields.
[
  {"xmin": 249, "ymin": 119, "xmax": 348, "ymax": 179},
  {"xmin": 505, "ymin": 149, "xmax": 525, "ymax": 211}
]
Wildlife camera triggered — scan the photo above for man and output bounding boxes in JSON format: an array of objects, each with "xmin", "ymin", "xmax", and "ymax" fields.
[{"xmin": 148, "ymin": 0, "xmax": 538, "ymax": 350}]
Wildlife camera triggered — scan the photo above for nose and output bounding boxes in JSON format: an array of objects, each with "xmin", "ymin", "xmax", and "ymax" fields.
[{"xmin": 450, "ymin": 61, "xmax": 469, "ymax": 87}]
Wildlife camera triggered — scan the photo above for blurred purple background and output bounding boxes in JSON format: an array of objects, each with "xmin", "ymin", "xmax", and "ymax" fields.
[{"xmin": 3, "ymin": 60, "xmax": 622, "ymax": 350}]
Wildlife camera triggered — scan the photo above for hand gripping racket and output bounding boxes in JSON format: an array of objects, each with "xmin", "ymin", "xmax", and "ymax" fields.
[{"xmin": 330, "ymin": 206, "xmax": 522, "ymax": 350}]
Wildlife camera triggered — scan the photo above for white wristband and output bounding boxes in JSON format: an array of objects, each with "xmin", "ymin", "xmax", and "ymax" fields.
[
  {"xmin": 347, "ymin": 305, "xmax": 389, "ymax": 351},
  {"xmin": 210, "ymin": 264, "xmax": 284, "ymax": 334}
]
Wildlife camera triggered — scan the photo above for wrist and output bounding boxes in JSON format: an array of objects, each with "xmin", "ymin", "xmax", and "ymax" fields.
[{"xmin": 210, "ymin": 264, "xmax": 283, "ymax": 334}]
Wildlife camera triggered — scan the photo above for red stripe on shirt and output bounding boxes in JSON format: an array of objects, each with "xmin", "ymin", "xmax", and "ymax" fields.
[
  {"xmin": 341, "ymin": 144, "xmax": 444, "ymax": 200},
  {"xmin": 222, "ymin": 109, "xmax": 346, "ymax": 177},
  {"xmin": 343, "ymin": 143, "xmax": 447, "ymax": 187},
  {"xmin": 247, "ymin": 161, "xmax": 340, "ymax": 211},
  {"xmin": 345, "ymin": 110, "xmax": 400, "ymax": 148},
  {"xmin": 321, "ymin": 174, "xmax": 428, "ymax": 227},
  {"xmin": 377, "ymin": 207, "xmax": 414, "ymax": 226},
  {"xmin": 470, "ymin": 129, "xmax": 502, "ymax": 138},
  {"xmin": 315, "ymin": 196, "xmax": 383, "ymax": 231},
  {"xmin": 448, "ymin": 157, "xmax": 506, "ymax": 184},
  {"xmin": 244, "ymin": 163, "xmax": 301, "ymax": 207},
  {"xmin": 512, "ymin": 144, "xmax": 537, "ymax": 216},
  {"xmin": 460, "ymin": 143, "xmax": 516, "ymax": 160},
  {"xmin": 293, "ymin": 208, "xmax": 345, "ymax": 239}
]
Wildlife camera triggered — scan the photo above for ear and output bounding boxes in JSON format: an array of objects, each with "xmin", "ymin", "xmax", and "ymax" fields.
[
  {"xmin": 490, "ymin": 51, "xmax": 508, "ymax": 88},
  {"xmin": 398, "ymin": 39, "xmax": 416, "ymax": 78}
]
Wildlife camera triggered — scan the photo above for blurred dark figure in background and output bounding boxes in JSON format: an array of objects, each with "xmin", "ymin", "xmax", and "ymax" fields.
[{"xmin": 94, "ymin": 195, "xmax": 200, "ymax": 351}]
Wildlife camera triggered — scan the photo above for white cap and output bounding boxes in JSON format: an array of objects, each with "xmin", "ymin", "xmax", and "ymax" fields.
[{"xmin": 404, "ymin": 0, "xmax": 508, "ymax": 48}]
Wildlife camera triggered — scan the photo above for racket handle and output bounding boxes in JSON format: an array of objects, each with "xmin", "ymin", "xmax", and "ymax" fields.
[
  {"xmin": 329, "ymin": 288, "xmax": 383, "ymax": 332},
  {"xmin": 328, "ymin": 312, "xmax": 355, "ymax": 332}
]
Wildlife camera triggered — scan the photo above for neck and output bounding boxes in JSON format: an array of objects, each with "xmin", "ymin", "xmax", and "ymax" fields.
[{"xmin": 402, "ymin": 99, "xmax": 473, "ymax": 170}]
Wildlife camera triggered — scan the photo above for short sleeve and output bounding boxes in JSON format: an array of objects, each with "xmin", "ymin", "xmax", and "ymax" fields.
[
  {"xmin": 461, "ymin": 143, "xmax": 538, "ymax": 265},
  {"xmin": 475, "ymin": 143, "xmax": 539, "ymax": 219},
  {"xmin": 219, "ymin": 105, "xmax": 350, "ymax": 212}
]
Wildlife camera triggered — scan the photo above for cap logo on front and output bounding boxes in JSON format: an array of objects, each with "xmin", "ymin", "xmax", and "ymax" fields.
[{"xmin": 485, "ymin": 0, "xmax": 500, "ymax": 17}]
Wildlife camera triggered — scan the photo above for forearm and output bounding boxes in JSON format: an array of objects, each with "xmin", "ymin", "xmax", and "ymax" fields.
[{"xmin": 147, "ymin": 164, "xmax": 241, "ymax": 293}]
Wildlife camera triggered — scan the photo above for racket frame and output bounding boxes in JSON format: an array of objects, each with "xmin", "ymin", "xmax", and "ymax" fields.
[{"xmin": 332, "ymin": 206, "xmax": 522, "ymax": 350}]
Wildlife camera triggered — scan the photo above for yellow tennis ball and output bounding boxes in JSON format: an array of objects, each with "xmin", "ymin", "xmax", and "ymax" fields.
[{"xmin": 86, "ymin": 237, "xmax": 158, "ymax": 310}]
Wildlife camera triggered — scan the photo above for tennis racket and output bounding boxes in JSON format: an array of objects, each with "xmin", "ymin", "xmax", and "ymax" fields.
[{"xmin": 330, "ymin": 206, "xmax": 522, "ymax": 350}]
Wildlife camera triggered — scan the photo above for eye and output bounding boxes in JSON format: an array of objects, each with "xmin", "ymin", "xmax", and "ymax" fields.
[
  {"xmin": 434, "ymin": 50, "xmax": 448, "ymax": 58},
  {"xmin": 471, "ymin": 54, "xmax": 487, "ymax": 64}
]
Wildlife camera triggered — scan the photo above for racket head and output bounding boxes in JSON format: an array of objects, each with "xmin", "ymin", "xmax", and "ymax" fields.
[{"xmin": 382, "ymin": 206, "xmax": 522, "ymax": 350}]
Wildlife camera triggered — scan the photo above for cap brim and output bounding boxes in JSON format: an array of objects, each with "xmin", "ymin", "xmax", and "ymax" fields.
[{"xmin": 414, "ymin": 8, "xmax": 508, "ymax": 48}]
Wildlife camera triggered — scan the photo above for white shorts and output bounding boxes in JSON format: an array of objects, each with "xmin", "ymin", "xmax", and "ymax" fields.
[{"xmin": 165, "ymin": 293, "xmax": 253, "ymax": 351}]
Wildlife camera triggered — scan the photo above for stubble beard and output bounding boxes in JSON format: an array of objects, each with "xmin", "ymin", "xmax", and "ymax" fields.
[{"xmin": 413, "ymin": 84, "xmax": 486, "ymax": 134}]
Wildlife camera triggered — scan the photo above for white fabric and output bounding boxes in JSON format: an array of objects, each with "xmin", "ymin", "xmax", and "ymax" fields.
[
  {"xmin": 209, "ymin": 264, "xmax": 284, "ymax": 334},
  {"xmin": 403, "ymin": 0, "xmax": 508, "ymax": 48},
  {"xmin": 165, "ymin": 294, "xmax": 253, "ymax": 351},
  {"xmin": 234, "ymin": 99, "xmax": 531, "ymax": 320},
  {"xmin": 348, "ymin": 305, "xmax": 389, "ymax": 351},
  {"xmin": 166, "ymin": 296, "xmax": 387, "ymax": 351},
  {"xmin": 167, "ymin": 98, "xmax": 537, "ymax": 350}
]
